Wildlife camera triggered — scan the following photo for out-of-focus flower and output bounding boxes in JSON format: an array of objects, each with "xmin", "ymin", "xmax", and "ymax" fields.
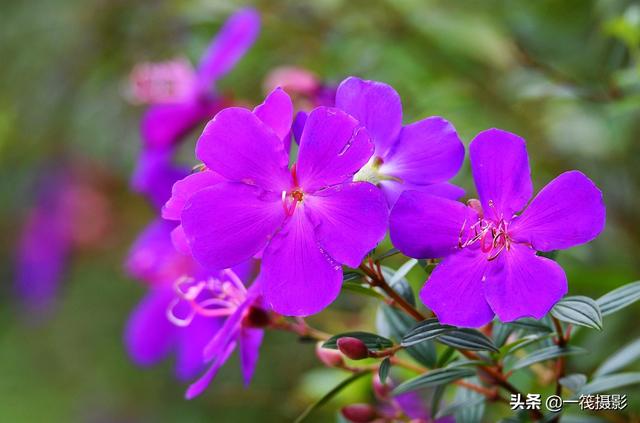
[
  {"xmin": 335, "ymin": 77, "xmax": 465, "ymax": 207},
  {"xmin": 263, "ymin": 66, "xmax": 335, "ymax": 110},
  {"xmin": 341, "ymin": 376, "xmax": 454, "ymax": 423},
  {"xmin": 15, "ymin": 164, "xmax": 111, "ymax": 316},
  {"xmin": 390, "ymin": 129, "xmax": 606, "ymax": 327},
  {"xmin": 131, "ymin": 8, "xmax": 260, "ymax": 208},
  {"xmin": 164, "ymin": 88, "xmax": 388, "ymax": 316}
]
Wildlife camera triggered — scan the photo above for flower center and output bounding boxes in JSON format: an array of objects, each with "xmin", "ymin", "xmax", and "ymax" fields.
[
  {"xmin": 282, "ymin": 164, "xmax": 305, "ymax": 216},
  {"xmin": 167, "ymin": 269, "xmax": 247, "ymax": 327},
  {"xmin": 459, "ymin": 212, "xmax": 512, "ymax": 261},
  {"xmin": 353, "ymin": 156, "xmax": 402, "ymax": 185}
]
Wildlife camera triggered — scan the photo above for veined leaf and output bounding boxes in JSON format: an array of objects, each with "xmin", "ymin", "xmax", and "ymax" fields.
[
  {"xmin": 322, "ymin": 332, "xmax": 393, "ymax": 351},
  {"xmin": 390, "ymin": 258, "xmax": 419, "ymax": 285},
  {"xmin": 559, "ymin": 374, "xmax": 587, "ymax": 393},
  {"xmin": 579, "ymin": 372, "xmax": 640, "ymax": 395},
  {"xmin": 596, "ymin": 281, "xmax": 640, "ymax": 316},
  {"xmin": 437, "ymin": 329, "xmax": 499, "ymax": 352},
  {"xmin": 594, "ymin": 338, "xmax": 640, "ymax": 377},
  {"xmin": 294, "ymin": 371, "xmax": 369, "ymax": 423},
  {"xmin": 499, "ymin": 334, "xmax": 552, "ymax": 358},
  {"xmin": 510, "ymin": 345, "xmax": 587, "ymax": 371},
  {"xmin": 492, "ymin": 320, "xmax": 514, "ymax": 348},
  {"xmin": 393, "ymin": 367, "xmax": 475, "ymax": 395},
  {"xmin": 374, "ymin": 247, "xmax": 400, "ymax": 261},
  {"xmin": 342, "ymin": 271, "xmax": 362, "ymax": 283},
  {"xmin": 507, "ymin": 318, "xmax": 553, "ymax": 333},
  {"xmin": 551, "ymin": 296, "xmax": 602, "ymax": 330},
  {"xmin": 379, "ymin": 357, "xmax": 391, "ymax": 383},
  {"xmin": 342, "ymin": 282, "xmax": 385, "ymax": 300},
  {"xmin": 401, "ymin": 318, "xmax": 454, "ymax": 347}
]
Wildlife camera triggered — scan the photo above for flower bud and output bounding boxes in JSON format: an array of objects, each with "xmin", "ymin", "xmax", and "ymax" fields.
[
  {"xmin": 337, "ymin": 337, "xmax": 369, "ymax": 360},
  {"xmin": 372, "ymin": 375, "xmax": 391, "ymax": 401},
  {"xmin": 315, "ymin": 343, "xmax": 344, "ymax": 367},
  {"xmin": 243, "ymin": 306, "xmax": 271, "ymax": 328},
  {"xmin": 341, "ymin": 404, "xmax": 377, "ymax": 422}
]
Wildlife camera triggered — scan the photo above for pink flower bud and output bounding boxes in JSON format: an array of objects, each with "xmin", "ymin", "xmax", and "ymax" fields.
[
  {"xmin": 372, "ymin": 375, "xmax": 391, "ymax": 401},
  {"xmin": 315, "ymin": 343, "xmax": 344, "ymax": 367},
  {"xmin": 337, "ymin": 337, "xmax": 369, "ymax": 360},
  {"xmin": 341, "ymin": 404, "xmax": 377, "ymax": 422}
]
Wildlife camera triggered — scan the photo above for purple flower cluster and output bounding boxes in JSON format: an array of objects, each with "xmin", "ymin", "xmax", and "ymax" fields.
[{"xmin": 121, "ymin": 7, "xmax": 606, "ymax": 401}]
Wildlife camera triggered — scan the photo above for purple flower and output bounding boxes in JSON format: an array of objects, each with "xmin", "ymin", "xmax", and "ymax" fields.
[
  {"xmin": 390, "ymin": 129, "xmax": 606, "ymax": 327},
  {"xmin": 164, "ymin": 88, "xmax": 388, "ymax": 316},
  {"xmin": 132, "ymin": 8, "xmax": 260, "ymax": 207},
  {"xmin": 335, "ymin": 77, "xmax": 465, "ymax": 206}
]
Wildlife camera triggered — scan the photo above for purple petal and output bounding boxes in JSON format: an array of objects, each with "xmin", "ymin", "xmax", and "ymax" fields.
[
  {"xmin": 125, "ymin": 219, "xmax": 195, "ymax": 285},
  {"xmin": 381, "ymin": 116, "xmax": 464, "ymax": 185},
  {"xmin": 195, "ymin": 107, "xmax": 291, "ymax": 191},
  {"xmin": 131, "ymin": 148, "xmax": 190, "ymax": 210},
  {"xmin": 380, "ymin": 180, "xmax": 465, "ymax": 207},
  {"xmin": 262, "ymin": 209, "xmax": 342, "ymax": 316},
  {"xmin": 306, "ymin": 182, "xmax": 388, "ymax": 267},
  {"xmin": 390, "ymin": 191, "xmax": 477, "ymax": 259},
  {"xmin": 253, "ymin": 87, "xmax": 293, "ymax": 141},
  {"xmin": 420, "ymin": 248, "xmax": 494, "ymax": 327},
  {"xmin": 202, "ymin": 294, "xmax": 254, "ymax": 361},
  {"xmin": 395, "ymin": 391, "xmax": 430, "ymax": 420},
  {"xmin": 124, "ymin": 287, "xmax": 177, "ymax": 366},
  {"xmin": 296, "ymin": 107, "xmax": 373, "ymax": 191},
  {"xmin": 162, "ymin": 170, "xmax": 224, "ymax": 221},
  {"xmin": 196, "ymin": 8, "xmax": 260, "ymax": 90},
  {"xmin": 176, "ymin": 314, "xmax": 224, "ymax": 380},
  {"xmin": 484, "ymin": 244, "xmax": 567, "ymax": 322},
  {"xmin": 170, "ymin": 225, "xmax": 191, "ymax": 255},
  {"xmin": 292, "ymin": 110, "xmax": 307, "ymax": 145},
  {"xmin": 469, "ymin": 129, "xmax": 533, "ymax": 220},
  {"xmin": 239, "ymin": 327, "xmax": 264, "ymax": 386},
  {"xmin": 335, "ymin": 76, "xmax": 402, "ymax": 157},
  {"xmin": 185, "ymin": 340, "xmax": 237, "ymax": 399},
  {"xmin": 182, "ymin": 182, "xmax": 284, "ymax": 270},
  {"xmin": 510, "ymin": 171, "xmax": 605, "ymax": 252},
  {"xmin": 141, "ymin": 99, "xmax": 222, "ymax": 149}
]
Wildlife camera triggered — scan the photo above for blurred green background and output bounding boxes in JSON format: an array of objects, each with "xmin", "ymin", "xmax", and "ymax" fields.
[{"xmin": 1, "ymin": 0, "xmax": 639, "ymax": 421}]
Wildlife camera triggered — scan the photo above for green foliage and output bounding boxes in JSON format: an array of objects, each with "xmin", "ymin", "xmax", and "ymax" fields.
[
  {"xmin": 551, "ymin": 295, "xmax": 603, "ymax": 330},
  {"xmin": 596, "ymin": 281, "xmax": 640, "ymax": 316},
  {"xmin": 393, "ymin": 367, "xmax": 475, "ymax": 395},
  {"xmin": 322, "ymin": 332, "xmax": 393, "ymax": 351},
  {"xmin": 510, "ymin": 345, "xmax": 588, "ymax": 371}
]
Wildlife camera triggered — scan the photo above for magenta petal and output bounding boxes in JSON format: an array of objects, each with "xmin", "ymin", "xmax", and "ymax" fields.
[
  {"xmin": 185, "ymin": 340, "xmax": 237, "ymax": 400},
  {"xmin": 335, "ymin": 77, "xmax": 402, "ymax": 157},
  {"xmin": 297, "ymin": 107, "xmax": 373, "ymax": 191},
  {"xmin": 196, "ymin": 8, "xmax": 260, "ymax": 90},
  {"xmin": 292, "ymin": 110, "xmax": 307, "ymax": 145},
  {"xmin": 239, "ymin": 327, "xmax": 264, "ymax": 386},
  {"xmin": 306, "ymin": 182, "xmax": 388, "ymax": 267},
  {"xmin": 262, "ymin": 210, "xmax": 342, "ymax": 316},
  {"xmin": 420, "ymin": 248, "xmax": 494, "ymax": 327},
  {"xmin": 510, "ymin": 171, "xmax": 606, "ymax": 251},
  {"xmin": 469, "ymin": 129, "xmax": 533, "ymax": 220},
  {"xmin": 379, "ymin": 180, "xmax": 465, "ymax": 207},
  {"xmin": 390, "ymin": 191, "xmax": 477, "ymax": 259},
  {"xmin": 253, "ymin": 87, "xmax": 293, "ymax": 141},
  {"xmin": 381, "ymin": 116, "xmax": 464, "ymax": 185},
  {"xmin": 176, "ymin": 315, "xmax": 223, "ymax": 380},
  {"xmin": 182, "ymin": 182, "xmax": 284, "ymax": 270},
  {"xmin": 162, "ymin": 170, "xmax": 224, "ymax": 221},
  {"xmin": 196, "ymin": 107, "xmax": 291, "ymax": 191},
  {"xmin": 124, "ymin": 287, "xmax": 177, "ymax": 366},
  {"xmin": 131, "ymin": 148, "xmax": 190, "ymax": 210},
  {"xmin": 141, "ymin": 100, "xmax": 222, "ymax": 149},
  {"xmin": 170, "ymin": 225, "xmax": 191, "ymax": 255},
  {"xmin": 202, "ymin": 294, "xmax": 254, "ymax": 361},
  {"xmin": 484, "ymin": 244, "xmax": 567, "ymax": 322}
]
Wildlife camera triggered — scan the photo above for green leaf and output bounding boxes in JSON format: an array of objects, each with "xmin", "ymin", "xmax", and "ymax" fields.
[
  {"xmin": 507, "ymin": 318, "xmax": 553, "ymax": 333},
  {"xmin": 342, "ymin": 271, "xmax": 362, "ymax": 283},
  {"xmin": 559, "ymin": 374, "xmax": 587, "ymax": 393},
  {"xmin": 390, "ymin": 258, "xmax": 419, "ymax": 285},
  {"xmin": 401, "ymin": 318, "xmax": 454, "ymax": 347},
  {"xmin": 322, "ymin": 332, "xmax": 393, "ymax": 351},
  {"xmin": 500, "ymin": 334, "xmax": 553, "ymax": 358},
  {"xmin": 454, "ymin": 377, "xmax": 486, "ymax": 423},
  {"xmin": 596, "ymin": 281, "xmax": 640, "ymax": 316},
  {"xmin": 342, "ymin": 282, "xmax": 385, "ymax": 300},
  {"xmin": 393, "ymin": 367, "xmax": 475, "ymax": 395},
  {"xmin": 437, "ymin": 329, "xmax": 499, "ymax": 352},
  {"xmin": 294, "ymin": 371, "xmax": 369, "ymax": 423},
  {"xmin": 379, "ymin": 357, "xmax": 391, "ymax": 383},
  {"xmin": 492, "ymin": 320, "xmax": 514, "ymax": 348},
  {"xmin": 594, "ymin": 338, "xmax": 640, "ymax": 377},
  {"xmin": 579, "ymin": 372, "xmax": 640, "ymax": 395},
  {"xmin": 551, "ymin": 295, "xmax": 603, "ymax": 330},
  {"xmin": 374, "ymin": 247, "xmax": 400, "ymax": 261},
  {"xmin": 510, "ymin": 345, "xmax": 588, "ymax": 371}
]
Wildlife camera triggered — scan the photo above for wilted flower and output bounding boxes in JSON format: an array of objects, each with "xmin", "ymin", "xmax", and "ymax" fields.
[
  {"xmin": 164, "ymin": 88, "xmax": 388, "ymax": 316},
  {"xmin": 335, "ymin": 77, "xmax": 465, "ymax": 206},
  {"xmin": 390, "ymin": 129, "xmax": 606, "ymax": 327}
]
